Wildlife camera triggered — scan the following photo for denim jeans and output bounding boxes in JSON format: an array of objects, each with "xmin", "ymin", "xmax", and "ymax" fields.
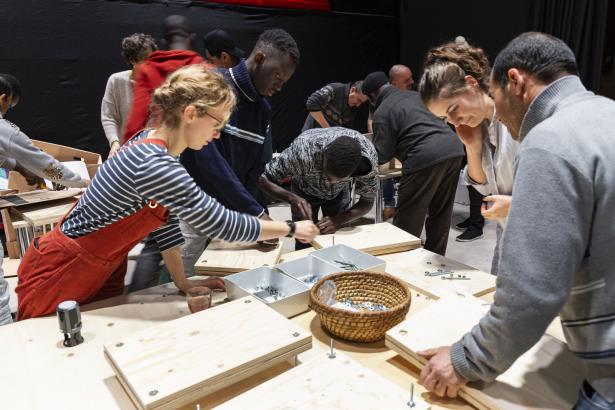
[{"xmin": 575, "ymin": 381, "xmax": 615, "ymax": 410}]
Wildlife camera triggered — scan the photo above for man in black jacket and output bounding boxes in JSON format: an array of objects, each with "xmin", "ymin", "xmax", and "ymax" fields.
[{"xmin": 362, "ymin": 71, "xmax": 464, "ymax": 255}]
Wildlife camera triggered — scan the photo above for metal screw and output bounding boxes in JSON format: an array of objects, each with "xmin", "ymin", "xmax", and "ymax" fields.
[
  {"xmin": 426, "ymin": 261, "xmax": 432, "ymax": 265},
  {"xmin": 293, "ymin": 332, "xmax": 300, "ymax": 337},
  {"xmin": 115, "ymin": 342, "xmax": 124, "ymax": 347},
  {"xmin": 407, "ymin": 383, "xmax": 415, "ymax": 407},
  {"xmin": 332, "ymin": 235, "xmax": 335, "ymax": 246},
  {"xmin": 244, "ymin": 299, "xmax": 251, "ymax": 304},
  {"xmin": 149, "ymin": 390, "xmax": 158, "ymax": 396},
  {"xmin": 328, "ymin": 338, "xmax": 336, "ymax": 359}
]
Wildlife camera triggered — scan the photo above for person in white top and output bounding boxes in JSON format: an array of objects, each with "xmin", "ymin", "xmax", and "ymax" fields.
[
  {"xmin": 101, "ymin": 33, "xmax": 157, "ymax": 157},
  {"xmin": 419, "ymin": 39, "xmax": 519, "ymax": 274}
]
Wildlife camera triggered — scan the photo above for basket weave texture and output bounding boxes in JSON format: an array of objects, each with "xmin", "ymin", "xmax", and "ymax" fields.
[{"xmin": 309, "ymin": 271, "xmax": 411, "ymax": 343}]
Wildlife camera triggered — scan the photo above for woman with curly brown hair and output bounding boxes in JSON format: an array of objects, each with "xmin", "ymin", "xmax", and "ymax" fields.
[
  {"xmin": 16, "ymin": 65, "xmax": 319, "ymax": 319},
  {"xmin": 419, "ymin": 38, "xmax": 518, "ymax": 274},
  {"xmin": 101, "ymin": 33, "xmax": 158, "ymax": 158}
]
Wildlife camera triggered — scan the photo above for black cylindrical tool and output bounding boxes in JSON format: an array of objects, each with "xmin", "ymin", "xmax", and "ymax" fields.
[{"xmin": 56, "ymin": 300, "xmax": 84, "ymax": 347}]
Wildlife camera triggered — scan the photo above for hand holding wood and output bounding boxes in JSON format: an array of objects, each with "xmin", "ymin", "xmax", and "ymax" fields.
[{"xmin": 418, "ymin": 346, "xmax": 467, "ymax": 398}]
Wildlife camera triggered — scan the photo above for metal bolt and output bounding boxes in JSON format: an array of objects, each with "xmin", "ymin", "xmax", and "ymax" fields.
[
  {"xmin": 115, "ymin": 342, "xmax": 124, "ymax": 347},
  {"xmin": 293, "ymin": 332, "xmax": 300, "ymax": 337},
  {"xmin": 426, "ymin": 261, "xmax": 432, "ymax": 265},
  {"xmin": 328, "ymin": 338, "xmax": 336, "ymax": 359},
  {"xmin": 244, "ymin": 299, "xmax": 251, "ymax": 304},
  {"xmin": 407, "ymin": 383, "xmax": 415, "ymax": 407},
  {"xmin": 149, "ymin": 390, "xmax": 158, "ymax": 396}
]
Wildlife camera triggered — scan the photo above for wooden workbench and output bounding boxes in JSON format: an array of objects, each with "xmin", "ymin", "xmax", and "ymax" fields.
[{"xmin": 0, "ymin": 246, "xmax": 571, "ymax": 409}]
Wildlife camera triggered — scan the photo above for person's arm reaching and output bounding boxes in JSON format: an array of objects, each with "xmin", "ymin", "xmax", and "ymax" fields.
[
  {"xmin": 101, "ymin": 75, "xmax": 122, "ymax": 157},
  {"xmin": 306, "ymin": 85, "xmax": 334, "ymax": 128}
]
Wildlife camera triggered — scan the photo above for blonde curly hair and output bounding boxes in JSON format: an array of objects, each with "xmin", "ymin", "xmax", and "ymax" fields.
[{"xmin": 151, "ymin": 64, "xmax": 236, "ymax": 129}]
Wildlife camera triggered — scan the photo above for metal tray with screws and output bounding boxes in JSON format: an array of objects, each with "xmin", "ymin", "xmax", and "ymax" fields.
[
  {"xmin": 224, "ymin": 267, "xmax": 311, "ymax": 318},
  {"xmin": 276, "ymin": 255, "xmax": 340, "ymax": 288},
  {"xmin": 311, "ymin": 244, "xmax": 386, "ymax": 273}
]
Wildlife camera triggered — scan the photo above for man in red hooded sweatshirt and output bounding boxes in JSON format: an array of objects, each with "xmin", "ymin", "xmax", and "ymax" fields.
[{"xmin": 122, "ymin": 15, "xmax": 205, "ymax": 143}]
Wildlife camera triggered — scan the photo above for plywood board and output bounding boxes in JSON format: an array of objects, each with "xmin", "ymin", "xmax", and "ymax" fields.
[
  {"xmin": 385, "ymin": 295, "xmax": 584, "ymax": 410},
  {"xmin": 216, "ymin": 353, "xmax": 430, "ymax": 410},
  {"xmin": 32, "ymin": 139, "xmax": 102, "ymax": 179},
  {"xmin": 0, "ymin": 188, "xmax": 81, "ymax": 209},
  {"xmin": 311, "ymin": 223, "xmax": 421, "ymax": 256},
  {"xmin": 194, "ymin": 240, "xmax": 283, "ymax": 275},
  {"xmin": 381, "ymin": 248, "xmax": 496, "ymax": 299},
  {"xmin": 104, "ymin": 296, "xmax": 311, "ymax": 410},
  {"xmin": 11, "ymin": 198, "xmax": 75, "ymax": 226},
  {"xmin": 278, "ymin": 247, "xmax": 315, "ymax": 263}
]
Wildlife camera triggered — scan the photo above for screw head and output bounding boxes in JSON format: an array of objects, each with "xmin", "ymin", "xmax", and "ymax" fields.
[
  {"xmin": 293, "ymin": 332, "xmax": 300, "ymax": 337},
  {"xmin": 116, "ymin": 342, "xmax": 124, "ymax": 347},
  {"xmin": 244, "ymin": 299, "xmax": 251, "ymax": 304},
  {"xmin": 149, "ymin": 390, "xmax": 158, "ymax": 396}
]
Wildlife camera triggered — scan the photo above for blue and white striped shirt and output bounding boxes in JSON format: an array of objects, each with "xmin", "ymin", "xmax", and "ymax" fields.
[{"xmin": 61, "ymin": 131, "xmax": 261, "ymax": 251}]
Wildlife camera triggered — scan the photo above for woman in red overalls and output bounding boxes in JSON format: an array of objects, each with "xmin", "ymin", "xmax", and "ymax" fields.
[{"xmin": 16, "ymin": 65, "xmax": 319, "ymax": 319}]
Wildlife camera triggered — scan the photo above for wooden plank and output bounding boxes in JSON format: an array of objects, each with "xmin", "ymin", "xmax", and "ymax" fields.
[
  {"xmin": 311, "ymin": 222, "xmax": 421, "ymax": 256},
  {"xmin": 0, "ymin": 300, "xmax": 190, "ymax": 410},
  {"xmin": 0, "ymin": 188, "xmax": 81, "ymax": 209},
  {"xmin": 104, "ymin": 296, "xmax": 311, "ymax": 410},
  {"xmin": 11, "ymin": 198, "xmax": 75, "ymax": 226},
  {"xmin": 278, "ymin": 247, "xmax": 315, "ymax": 263},
  {"xmin": 32, "ymin": 139, "xmax": 102, "ymax": 179},
  {"xmin": 385, "ymin": 295, "xmax": 584, "ymax": 410},
  {"xmin": 216, "ymin": 353, "xmax": 431, "ymax": 410},
  {"xmin": 381, "ymin": 248, "xmax": 496, "ymax": 299},
  {"xmin": 194, "ymin": 240, "xmax": 283, "ymax": 275}
]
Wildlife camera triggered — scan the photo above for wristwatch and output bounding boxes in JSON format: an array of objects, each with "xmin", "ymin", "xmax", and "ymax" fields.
[{"xmin": 285, "ymin": 220, "xmax": 296, "ymax": 238}]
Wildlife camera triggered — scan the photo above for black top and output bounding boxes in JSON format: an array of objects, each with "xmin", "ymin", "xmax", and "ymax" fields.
[{"xmin": 372, "ymin": 86, "xmax": 464, "ymax": 174}]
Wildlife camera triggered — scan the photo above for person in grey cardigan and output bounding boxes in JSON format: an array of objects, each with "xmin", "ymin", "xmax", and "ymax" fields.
[
  {"xmin": 418, "ymin": 33, "xmax": 615, "ymax": 408},
  {"xmin": 101, "ymin": 33, "xmax": 156, "ymax": 157},
  {"xmin": 0, "ymin": 73, "xmax": 89, "ymax": 325}
]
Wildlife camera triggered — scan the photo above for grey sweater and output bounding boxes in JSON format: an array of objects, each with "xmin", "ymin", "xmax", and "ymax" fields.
[
  {"xmin": 0, "ymin": 116, "xmax": 87, "ymax": 188},
  {"xmin": 451, "ymin": 76, "xmax": 615, "ymax": 400}
]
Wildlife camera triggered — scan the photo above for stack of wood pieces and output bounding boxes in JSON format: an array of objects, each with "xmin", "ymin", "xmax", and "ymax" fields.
[
  {"xmin": 193, "ymin": 240, "xmax": 283, "ymax": 276},
  {"xmin": 104, "ymin": 296, "xmax": 312, "ymax": 410},
  {"xmin": 311, "ymin": 222, "xmax": 421, "ymax": 256},
  {"xmin": 385, "ymin": 295, "xmax": 584, "ymax": 410},
  {"xmin": 380, "ymin": 248, "xmax": 496, "ymax": 299},
  {"xmin": 217, "ymin": 352, "xmax": 431, "ymax": 410}
]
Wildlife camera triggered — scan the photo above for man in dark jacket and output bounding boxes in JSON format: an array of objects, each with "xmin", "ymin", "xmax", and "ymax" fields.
[
  {"xmin": 302, "ymin": 81, "xmax": 368, "ymax": 131},
  {"xmin": 362, "ymin": 71, "xmax": 464, "ymax": 255}
]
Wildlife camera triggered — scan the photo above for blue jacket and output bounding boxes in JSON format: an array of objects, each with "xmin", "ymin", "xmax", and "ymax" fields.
[{"xmin": 180, "ymin": 61, "xmax": 271, "ymax": 216}]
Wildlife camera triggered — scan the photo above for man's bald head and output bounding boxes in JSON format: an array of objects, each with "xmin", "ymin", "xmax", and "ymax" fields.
[{"xmin": 389, "ymin": 64, "xmax": 414, "ymax": 90}]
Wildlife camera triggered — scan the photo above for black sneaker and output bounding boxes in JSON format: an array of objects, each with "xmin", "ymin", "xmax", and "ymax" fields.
[
  {"xmin": 456, "ymin": 226, "xmax": 483, "ymax": 242},
  {"xmin": 455, "ymin": 217, "xmax": 472, "ymax": 230}
]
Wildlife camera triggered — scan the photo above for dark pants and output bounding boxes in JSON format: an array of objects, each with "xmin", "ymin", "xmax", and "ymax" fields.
[
  {"xmin": 129, "ymin": 236, "xmax": 163, "ymax": 292},
  {"xmin": 467, "ymin": 185, "xmax": 485, "ymax": 229},
  {"xmin": 394, "ymin": 157, "xmax": 463, "ymax": 255},
  {"xmin": 291, "ymin": 184, "xmax": 350, "ymax": 250},
  {"xmin": 383, "ymin": 178, "xmax": 397, "ymax": 208}
]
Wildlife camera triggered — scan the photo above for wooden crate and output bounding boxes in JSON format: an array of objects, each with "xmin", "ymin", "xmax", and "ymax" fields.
[
  {"xmin": 311, "ymin": 222, "xmax": 421, "ymax": 256},
  {"xmin": 217, "ymin": 353, "xmax": 430, "ymax": 410},
  {"xmin": 193, "ymin": 240, "xmax": 283, "ymax": 276},
  {"xmin": 381, "ymin": 248, "xmax": 496, "ymax": 299},
  {"xmin": 104, "ymin": 296, "xmax": 311, "ymax": 410},
  {"xmin": 385, "ymin": 295, "xmax": 584, "ymax": 410}
]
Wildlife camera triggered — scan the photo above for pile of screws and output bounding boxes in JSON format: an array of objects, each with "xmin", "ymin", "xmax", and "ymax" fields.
[
  {"xmin": 302, "ymin": 274, "xmax": 319, "ymax": 284},
  {"xmin": 339, "ymin": 298, "xmax": 388, "ymax": 312},
  {"xmin": 334, "ymin": 259, "xmax": 359, "ymax": 271},
  {"xmin": 253, "ymin": 284, "xmax": 285, "ymax": 300}
]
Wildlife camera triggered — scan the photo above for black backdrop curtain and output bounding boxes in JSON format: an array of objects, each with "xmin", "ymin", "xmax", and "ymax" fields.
[
  {"xmin": 530, "ymin": 0, "xmax": 608, "ymax": 93},
  {"xmin": 0, "ymin": 0, "xmax": 398, "ymax": 156}
]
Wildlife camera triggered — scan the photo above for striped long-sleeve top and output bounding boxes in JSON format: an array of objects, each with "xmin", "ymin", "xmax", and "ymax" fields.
[{"xmin": 61, "ymin": 131, "xmax": 261, "ymax": 251}]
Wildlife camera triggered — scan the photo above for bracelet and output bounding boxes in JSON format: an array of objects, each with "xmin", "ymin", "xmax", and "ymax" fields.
[{"xmin": 285, "ymin": 220, "xmax": 296, "ymax": 238}]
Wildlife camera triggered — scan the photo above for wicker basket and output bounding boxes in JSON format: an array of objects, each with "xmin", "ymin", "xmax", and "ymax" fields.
[{"xmin": 309, "ymin": 271, "xmax": 411, "ymax": 343}]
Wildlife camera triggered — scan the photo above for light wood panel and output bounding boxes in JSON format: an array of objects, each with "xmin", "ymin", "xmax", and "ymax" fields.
[
  {"xmin": 0, "ymin": 188, "xmax": 81, "ymax": 209},
  {"xmin": 194, "ymin": 240, "xmax": 283, "ymax": 275},
  {"xmin": 11, "ymin": 198, "xmax": 75, "ymax": 226},
  {"xmin": 381, "ymin": 248, "xmax": 496, "ymax": 299},
  {"xmin": 216, "ymin": 353, "xmax": 431, "ymax": 410},
  {"xmin": 278, "ymin": 247, "xmax": 315, "ymax": 263},
  {"xmin": 311, "ymin": 223, "xmax": 421, "ymax": 256},
  {"xmin": 386, "ymin": 295, "xmax": 584, "ymax": 410},
  {"xmin": 104, "ymin": 296, "xmax": 311, "ymax": 410}
]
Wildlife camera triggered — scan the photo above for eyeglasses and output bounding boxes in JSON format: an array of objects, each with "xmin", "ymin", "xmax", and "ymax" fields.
[{"xmin": 204, "ymin": 110, "xmax": 226, "ymax": 131}]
